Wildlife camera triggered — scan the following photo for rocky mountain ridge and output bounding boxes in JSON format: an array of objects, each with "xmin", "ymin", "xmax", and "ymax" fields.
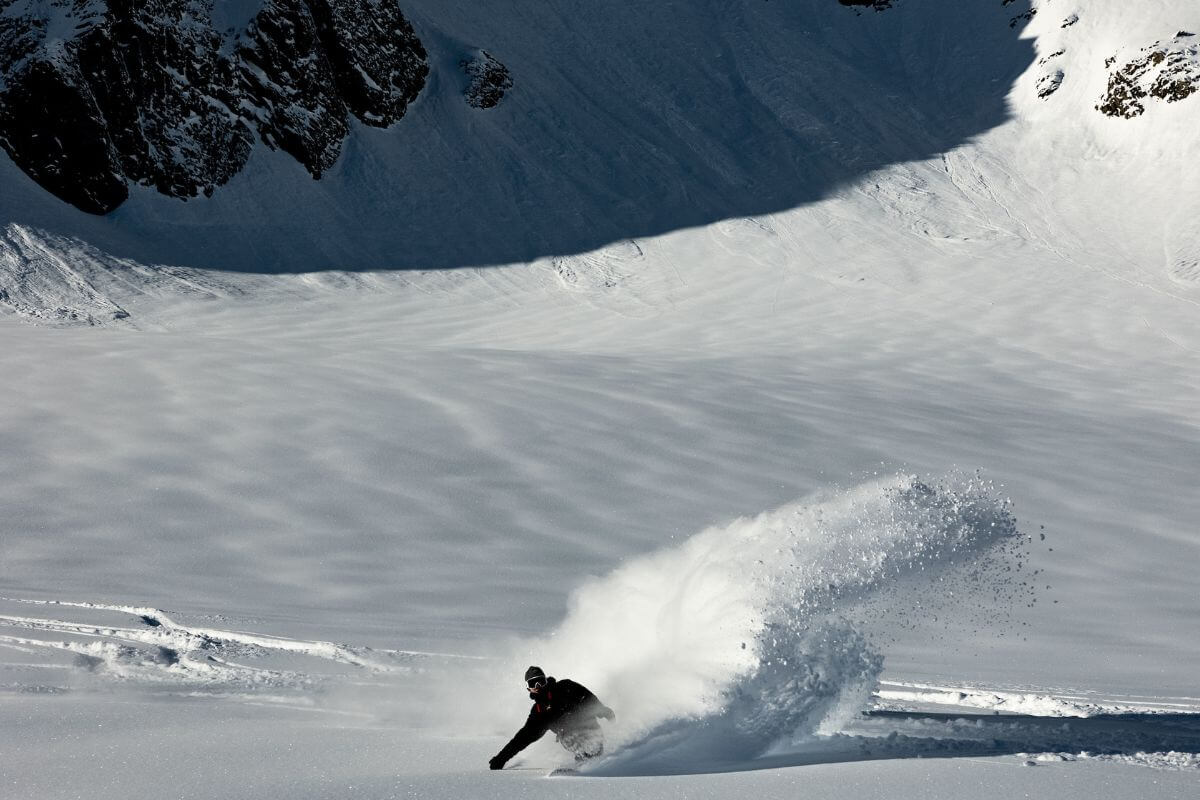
[
  {"xmin": 1097, "ymin": 31, "xmax": 1200, "ymax": 117},
  {"xmin": 0, "ymin": 0, "xmax": 1196, "ymax": 295},
  {"xmin": 0, "ymin": 0, "xmax": 428, "ymax": 214},
  {"xmin": 2, "ymin": 0, "xmax": 1198, "ymax": 224}
]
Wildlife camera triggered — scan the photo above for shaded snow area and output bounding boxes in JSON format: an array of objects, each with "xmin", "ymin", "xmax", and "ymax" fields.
[{"xmin": 2, "ymin": 1, "xmax": 1200, "ymax": 799}]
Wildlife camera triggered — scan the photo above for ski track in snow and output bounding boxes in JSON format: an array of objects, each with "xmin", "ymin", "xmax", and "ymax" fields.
[
  {"xmin": 3, "ymin": 593, "xmax": 1197, "ymax": 775},
  {"xmin": 2, "ymin": 2, "xmax": 1200, "ymax": 795},
  {"xmin": 0, "ymin": 596, "xmax": 470, "ymax": 695},
  {"xmin": 875, "ymin": 680, "xmax": 1200, "ymax": 718}
]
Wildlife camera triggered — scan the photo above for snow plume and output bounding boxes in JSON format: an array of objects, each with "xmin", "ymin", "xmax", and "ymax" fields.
[{"xmin": 514, "ymin": 473, "xmax": 1024, "ymax": 774}]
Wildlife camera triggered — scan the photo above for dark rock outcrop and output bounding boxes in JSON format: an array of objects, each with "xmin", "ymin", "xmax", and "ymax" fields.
[
  {"xmin": 237, "ymin": 0, "xmax": 349, "ymax": 177},
  {"xmin": 460, "ymin": 50, "xmax": 512, "ymax": 110},
  {"xmin": 837, "ymin": 0, "xmax": 896, "ymax": 11},
  {"xmin": 309, "ymin": 0, "xmax": 427, "ymax": 127},
  {"xmin": 1098, "ymin": 33, "xmax": 1200, "ymax": 118},
  {"xmin": 1008, "ymin": 8, "xmax": 1036, "ymax": 29},
  {"xmin": 1036, "ymin": 69, "xmax": 1064, "ymax": 99},
  {"xmin": 73, "ymin": 1, "xmax": 254, "ymax": 199},
  {"xmin": 0, "ymin": 57, "xmax": 128, "ymax": 215},
  {"xmin": 238, "ymin": 0, "xmax": 428, "ymax": 175},
  {"xmin": 0, "ymin": 0, "xmax": 427, "ymax": 213},
  {"xmin": 1036, "ymin": 50, "xmax": 1066, "ymax": 100}
]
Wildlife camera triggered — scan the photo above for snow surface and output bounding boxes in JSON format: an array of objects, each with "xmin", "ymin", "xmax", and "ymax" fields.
[{"xmin": 2, "ymin": 0, "xmax": 1200, "ymax": 798}]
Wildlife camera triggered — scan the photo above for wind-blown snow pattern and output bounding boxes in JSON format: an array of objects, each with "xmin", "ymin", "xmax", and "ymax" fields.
[
  {"xmin": 3, "ymin": 1, "xmax": 1200, "ymax": 798},
  {"xmin": 509, "ymin": 474, "xmax": 1024, "ymax": 774}
]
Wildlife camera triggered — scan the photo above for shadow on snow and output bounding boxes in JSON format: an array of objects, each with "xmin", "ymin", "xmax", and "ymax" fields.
[
  {"xmin": 587, "ymin": 710, "xmax": 1200, "ymax": 776},
  {"xmin": 0, "ymin": 0, "xmax": 1038, "ymax": 273}
]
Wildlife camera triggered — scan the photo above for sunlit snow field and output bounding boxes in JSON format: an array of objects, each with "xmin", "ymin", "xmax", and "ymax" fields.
[{"xmin": 2, "ymin": 1, "xmax": 1200, "ymax": 798}]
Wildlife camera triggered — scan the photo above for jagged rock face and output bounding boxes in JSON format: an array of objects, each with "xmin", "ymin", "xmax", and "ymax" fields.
[
  {"xmin": 1098, "ymin": 32, "xmax": 1200, "ymax": 118},
  {"xmin": 0, "ymin": 2, "xmax": 127, "ymax": 214},
  {"xmin": 1036, "ymin": 67, "xmax": 1064, "ymax": 99},
  {"xmin": 1036, "ymin": 49, "xmax": 1065, "ymax": 100},
  {"xmin": 238, "ymin": 0, "xmax": 428, "ymax": 176},
  {"xmin": 0, "ymin": 57, "xmax": 128, "ymax": 215},
  {"xmin": 75, "ymin": 1, "xmax": 254, "ymax": 198},
  {"xmin": 309, "ymin": 0, "xmax": 427, "ymax": 126},
  {"xmin": 237, "ymin": 0, "xmax": 349, "ymax": 177},
  {"xmin": 0, "ymin": 0, "xmax": 427, "ymax": 214},
  {"xmin": 460, "ymin": 50, "xmax": 512, "ymax": 110}
]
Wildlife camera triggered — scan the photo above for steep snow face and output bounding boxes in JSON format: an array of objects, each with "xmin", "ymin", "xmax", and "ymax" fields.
[
  {"xmin": 0, "ymin": 225, "xmax": 133, "ymax": 324},
  {"xmin": 0, "ymin": 0, "xmax": 1043, "ymax": 269},
  {"xmin": 1, "ymin": 1, "xmax": 1197, "ymax": 273},
  {"xmin": 1003, "ymin": 1, "xmax": 1200, "ymax": 299}
]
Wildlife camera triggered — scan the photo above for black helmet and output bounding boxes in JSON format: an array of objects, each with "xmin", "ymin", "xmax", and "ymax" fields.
[{"xmin": 525, "ymin": 665, "xmax": 547, "ymax": 689}]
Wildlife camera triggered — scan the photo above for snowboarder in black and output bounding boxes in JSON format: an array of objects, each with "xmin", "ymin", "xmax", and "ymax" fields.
[{"xmin": 488, "ymin": 665, "xmax": 615, "ymax": 769}]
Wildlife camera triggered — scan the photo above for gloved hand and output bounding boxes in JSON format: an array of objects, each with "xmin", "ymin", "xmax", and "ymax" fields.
[{"xmin": 488, "ymin": 755, "xmax": 506, "ymax": 770}]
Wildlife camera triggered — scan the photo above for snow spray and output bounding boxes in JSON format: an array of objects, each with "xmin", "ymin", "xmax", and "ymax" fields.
[{"xmin": 513, "ymin": 472, "xmax": 1025, "ymax": 773}]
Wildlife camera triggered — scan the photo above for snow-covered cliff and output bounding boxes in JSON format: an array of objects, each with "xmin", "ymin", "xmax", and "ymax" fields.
[{"xmin": 0, "ymin": 0, "xmax": 1196, "ymax": 280}]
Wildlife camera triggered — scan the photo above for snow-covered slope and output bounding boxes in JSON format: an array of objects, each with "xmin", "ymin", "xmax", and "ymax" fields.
[
  {"xmin": 1, "ymin": 0, "xmax": 1048, "ymax": 272},
  {"xmin": 0, "ymin": 0, "xmax": 1195, "ymax": 287},
  {"xmin": 1, "ymin": 1, "xmax": 1199, "ymax": 798}
]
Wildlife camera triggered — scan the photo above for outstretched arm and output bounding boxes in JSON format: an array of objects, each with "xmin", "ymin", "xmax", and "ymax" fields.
[
  {"xmin": 489, "ymin": 712, "xmax": 548, "ymax": 770},
  {"xmin": 574, "ymin": 682, "xmax": 616, "ymax": 721}
]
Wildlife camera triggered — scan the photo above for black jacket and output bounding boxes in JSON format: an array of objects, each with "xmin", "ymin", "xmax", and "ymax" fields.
[{"xmin": 490, "ymin": 677, "xmax": 614, "ymax": 768}]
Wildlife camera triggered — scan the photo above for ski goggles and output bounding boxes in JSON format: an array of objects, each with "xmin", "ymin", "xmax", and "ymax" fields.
[{"xmin": 526, "ymin": 677, "xmax": 547, "ymax": 690}]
